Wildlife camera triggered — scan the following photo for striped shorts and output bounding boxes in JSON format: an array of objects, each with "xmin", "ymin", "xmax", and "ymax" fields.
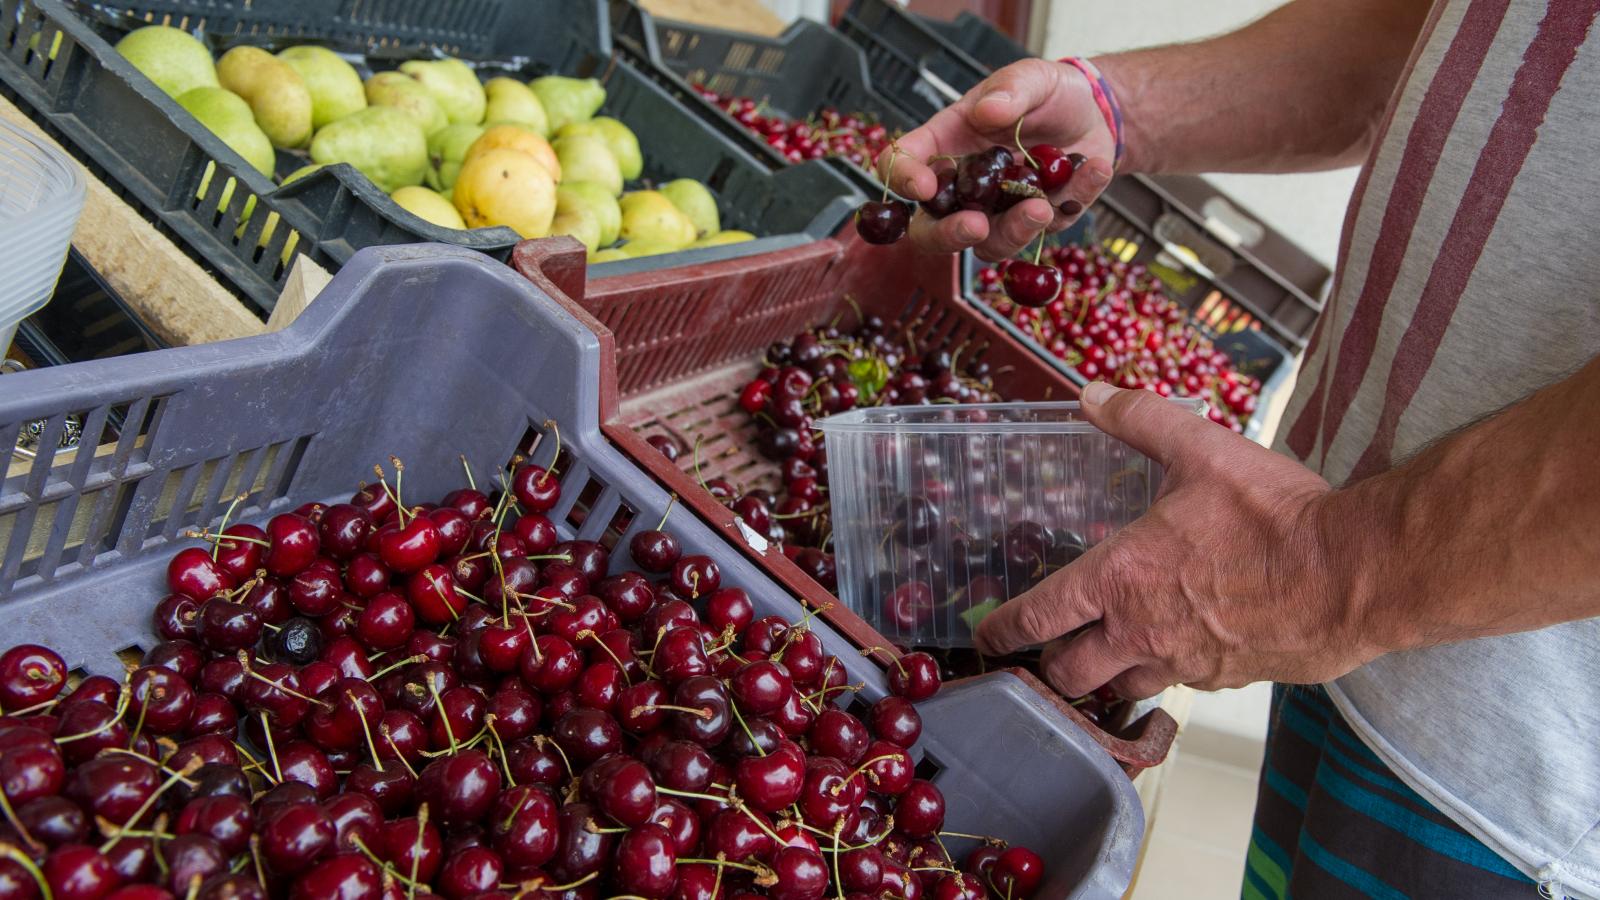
[{"xmin": 1243, "ymin": 685, "xmax": 1538, "ymax": 899}]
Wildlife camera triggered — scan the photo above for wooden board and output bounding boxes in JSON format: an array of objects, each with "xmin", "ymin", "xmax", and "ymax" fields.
[
  {"xmin": 0, "ymin": 95, "xmax": 280, "ymax": 348},
  {"xmin": 641, "ymin": 0, "xmax": 787, "ymax": 35}
]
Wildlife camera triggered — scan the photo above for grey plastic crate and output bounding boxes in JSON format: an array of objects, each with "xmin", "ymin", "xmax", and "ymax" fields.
[
  {"xmin": 919, "ymin": 11, "xmax": 1030, "ymax": 73},
  {"xmin": 610, "ymin": 0, "xmax": 915, "ymax": 193},
  {"xmin": 0, "ymin": 0, "xmax": 858, "ymax": 315},
  {"xmin": 836, "ymin": 0, "xmax": 991, "ymax": 122},
  {"xmin": 0, "ymin": 242, "xmax": 1141, "ymax": 898}
]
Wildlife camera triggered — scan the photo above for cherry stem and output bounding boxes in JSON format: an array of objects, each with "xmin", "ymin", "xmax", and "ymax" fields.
[
  {"xmin": 726, "ymin": 699, "xmax": 766, "ymax": 757},
  {"xmin": 656, "ymin": 494, "xmax": 677, "ymax": 531},
  {"xmin": 0, "ymin": 788, "xmax": 39, "ymax": 855},
  {"xmin": 459, "ymin": 454, "xmax": 477, "ymax": 492},
  {"xmin": 582, "ymin": 818, "xmax": 628, "ymax": 835},
  {"xmin": 879, "ymin": 142, "xmax": 903, "ymax": 202},
  {"xmin": 238, "ymin": 653, "xmax": 330, "ymax": 709},
  {"xmin": 367, "ymin": 654, "xmax": 427, "ymax": 683},
  {"xmin": 187, "ymin": 529, "xmax": 269, "ymax": 548},
  {"xmin": 692, "ymin": 435, "xmax": 712, "ymax": 496},
  {"xmin": 351, "ymin": 701, "xmax": 384, "ymax": 774},
  {"xmin": 0, "ymin": 843, "xmax": 51, "ymax": 900},
  {"xmin": 858, "ymin": 646, "xmax": 905, "ymax": 677},
  {"xmin": 537, "ymin": 420, "xmax": 560, "ymax": 487},
  {"xmin": 425, "ymin": 680, "xmax": 459, "ymax": 753},
  {"xmin": 381, "ymin": 726, "xmax": 419, "ymax": 779},
  {"xmin": 372, "ymin": 464, "xmax": 406, "ymax": 528},
  {"xmin": 257, "ymin": 712, "xmax": 283, "ymax": 782},
  {"xmin": 833, "ymin": 753, "xmax": 901, "ymax": 795},
  {"xmin": 656, "ymin": 786, "xmax": 731, "ymax": 804},
  {"xmin": 1012, "ymin": 118, "xmax": 1037, "ymax": 168},
  {"xmin": 231, "ymin": 741, "xmax": 278, "ymax": 785},
  {"xmin": 679, "ymin": 855, "xmax": 771, "ymax": 878},
  {"xmin": 639, "ymin": 703, "xmax": 712, "ymax": 720},
  {"xmin": 535, "ymin": 734, "xmax": 574, "ymax": 778}
]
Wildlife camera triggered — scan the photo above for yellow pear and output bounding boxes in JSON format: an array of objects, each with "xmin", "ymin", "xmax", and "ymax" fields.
[
  {"xmin": 552, "ymin": 134, "xmax": 621, "ymax": 197},
  {"xmin": 365, "ymin": 71, "xmax": 447, "ymax": 137},
  {"xmin": 589, "ymin": 247, "xmax": 631, "ymax": 264},
  {"xmin": 690, "ymin": 229, "xmax": 755, "ymax": 248},
  {"xmin": 548, "ymin": 203, "xmax": 602, "ymax": 253},
  {"xmin": 484, "ymin": 77, "xmax": 549, "ymax": 135},
  {"xmin": 309, "ymin": 106, "xmax": 428, "ymax": 193},
  {"xmin": 466, "ymin": 124, "xmax": 560, "ymax": 181},
  {"xmin": 216, "ymin": 46, "xmax": 313, "ymax": 148},
  {"xmin": 392, "ymin": 185, "xmax": 467, "ymax": 230},
  {"xmin": 398, "ymin": 58, "xmax": 486, "ymax": 126},
  {"xmin": 115, "ymin": 26, "xmax": 216, "ymax": 98},
  {"xmin": 278, "ymin": 46, "xmax": 366, "ymax": 129},
  {"xmin": 556, "ymin": 182, "xmax": 621, "ymax": 246},
  {"xmin": 453, "ymin": 147, "xmax": 557, "ymax": 237},
  {"xmin": 618, "ymin": 191, "xmax": 696, "ymax": 250},
  {"xmin": 660, "ymin": 179, "xmax": 719, "ymax": 237}
]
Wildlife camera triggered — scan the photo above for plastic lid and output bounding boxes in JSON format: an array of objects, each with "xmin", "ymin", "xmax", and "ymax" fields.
[{"xmin": 817, "ymin": 398, "xmax": 1207, "ymax": 435}]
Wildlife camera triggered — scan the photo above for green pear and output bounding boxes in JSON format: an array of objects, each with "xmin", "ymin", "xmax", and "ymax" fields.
[
  {"xmin": 615, "ymin": 238, "xmax": 681, "ymax": 258},
  {"xmin": 553, "ymin": 134, "xmax": 621, "ymax": 196},
  {"xmin": 587, "ymin": 117, "xmax": 642, "ymax": 180},
  {"xmin": 529, "ymin": 75, "xmax": 604, "ymax": 132},
  {"xmin": 178, "ymin": 87, "xmax": 275, "ymax": 176},
  {"xmin": 690, "ymin": 229, "xmax": 755, "ymax": 248},
  {"xmin": 618, "ymin": 190, "xmax": 696, "ymax": 250},
  {"xmin": 589, "ymin": 247, "xmax": 631, "ymax": 264},
  {"xmin": 660, "ymin": 179, "xmax": 719, "ymax": 238},
  {"xmin": 115, "ymin": 26, "xmax": 216, "ymax": 98},
  {"xmin": 398, "ymin": 58, "xmax": 486, "ymax": 126},
  {"xmin": 365, "ymin": 71, "xmax": 447, "ymax": 137},
  {"xmin": 425, "ymin": 123, "xmax": 486, "ymax": 191},
  {"xmin": 278, "ymin": 46, "xmax": 366, "ymax": 129},
  {"xmin": 392, "ymin": 185, "xmax": 467, "ymax": 230},
  {"xmin": 216, "ymin": 46, "xmax": 313, "ymax": 148},
  {"xmin": 549, "ymin": 204, "xmax": 602, "ymax": 253},
  {"xmin": 310, "ymin": 106, "xmax": 428, "ymax": 193},
  {"xmin": 557, "ymin": 182, "xmax": 621, "ymax": 246},
  {"xmin": 483, "ymin": 77, "xmax": 548, "ymax": 136}
]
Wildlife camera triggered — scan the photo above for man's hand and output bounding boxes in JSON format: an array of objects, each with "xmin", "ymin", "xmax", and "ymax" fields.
[
  {"xmin": 876, "ymin": 59, "xmax": 1116, "ymax": 262},
  {"xmin": 974, "ymin": 382, "xmax": 1389, "ymax": 700}
]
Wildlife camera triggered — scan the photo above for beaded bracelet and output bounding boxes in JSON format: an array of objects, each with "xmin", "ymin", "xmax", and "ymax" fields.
[{"xmin": 1059, "ymin": 57, "xmax": 1125, "ymax": 169}]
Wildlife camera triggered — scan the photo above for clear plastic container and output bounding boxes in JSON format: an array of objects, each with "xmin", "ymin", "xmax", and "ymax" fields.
[
  {"xmin": 821, "ymin": 400, "xmax": 1205, "ymax": 647},
  {"xmin": 0, "ymin": 118, "xmax": 86, "ymax": 354}
]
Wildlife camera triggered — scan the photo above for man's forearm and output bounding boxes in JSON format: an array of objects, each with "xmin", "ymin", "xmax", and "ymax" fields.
[
  {"xmin": 1096, "ymin": 0, "xmax": 1433, "ymax": 175},
  {"xmin": 1321, "ymin": 356, "xmax": 1600, "ymax": 654}
]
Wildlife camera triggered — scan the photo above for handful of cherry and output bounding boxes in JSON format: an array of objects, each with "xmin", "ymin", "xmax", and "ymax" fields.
[
  {"xmin": 0, "ymin": 449, "xmax": 1050, "ymax": 899},
  {"xmin": 855, "ymin": 135, "xmax": 1082, "ymax": 311}
]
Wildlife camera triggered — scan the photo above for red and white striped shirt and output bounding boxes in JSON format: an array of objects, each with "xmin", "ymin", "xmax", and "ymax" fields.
[{"xmin": 1275, "ymin": 1, "xmax": 1600, "ymax": 894}]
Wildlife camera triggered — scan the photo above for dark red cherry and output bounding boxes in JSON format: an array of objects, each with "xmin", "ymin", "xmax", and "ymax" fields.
[
  {"xmin": 734, "ymin": 744, "xmax": 805, "ymax": 813},
  {"xmin": 1028, "ymin": 143, "xmax": 1076, "ymax": 191},
  {"xmin": 768, "ymin": 846, "xmax": 829, "ymax": 900},
  {"xmin": 406, "ymin": 564, "xmax": 462, "ymax": 627},
  {"xmin": 318, "ymin": 504, "xmax": 373, "ymax": 561},
  {"xmin": 855, "ymin": 199, "xmax": 911, "ymax": 245},
  {"xmin": 550, "ymin": 801, "xmax": 615, "ymax": 882},
  {"xmin": 895, "ymin": 778, "xmax": 946, "ymax": 837},
  {"xmin": 417, "ymin": 749, "xmax": 500, "ymax": 829},
  {"xmin": 176, "ymin": 794, "xmax": 254, "ymax": 856},
  {"xmin": 321, "ymin": 792, "xmax": 381, "ymax": 853},
  {"xmin": 613, "ymin": 822, "xmax": 677, "ymax": 898},
  {"xmin": 729, "ymin": 659, "xmax": 792, "ymax": 716},
  {"xmin": 263, "ymin": 513, "xmax": 320, "ymax": 577},
  {"xmin": 520, "ymin": 635, "xmax": 582, "ymax": 694},
  {"xmin": 442, "ymin": 487, "xmax": 492, "ymax": 520},
  {"xmin": 1002, "ymin": 259, "xmax": 1064, "ymax": 308},
  {"xmin": 167, "ymin": 547, "xmax": 236, "ymax": 601},
  {"xmin": 427, "ymin": 506, "xmax": 472, "ymax": 558},
  {"xmin": 628, "ymin": 529, "xmax": 680, "ymax": 574},
  {"xmin": 17, "ymin": 795, "xmax": 86, "ymax": 848},
  {"xmin": 995, "ymin": 162, "xmax": 1043, "ymax": 211},
  {"xmin": 128, "ymin": 665, "xmax": 194, "ymax": 735},
  {"xmin": 214, "ymin": 523, "xmax": 267, "ymax": 582},
  {"xmin": 888, "ymin": 652, "xmax": 941, "ymax": 701},
  {"xmin": 490, "ymin": 785, "xmax": 558, "ymax": 871},
  {"xmin": 702, "ymin": 807, "xmax": 773, "ymax": 863},
  {"xmin": 922, "ymin": 167, "xmax": 959, "ymax": 218},
  {"xmin": 43, "ymin": 844, "xmax": 120, "ymax": 900},
  {"xmin": 809, "ymin": 708, "xmax": 869, "ymax": 765},
  {"xmin": 553, "ymin": 707, "xmax": 623, "ymax": 767},
  {"xmin": 646, "ymin": 740, "xmax": 714, "ymax": 793},
  {"xmin": 861, "ymin": 739, "xmax": 913, "ymax": 795},
  {"xmin": 438, "ymin": 846, "xmax": 502, "ymax": 899},
  {"xmin": 153, "ymin": 593, "xmax": 203, "ymax": 641},
  {"xmin": 868, "ymin": 695, "xmax": 922, "ymax": 747},
  {"xmin": 0, "ymin": 644, "xmax": 66, "ymax": 710},
  {"xmin": 704, "ymin": 587, "xmax": 754, "ymax": 636},
  {"xmin": 289, "ymin": 853, "xmax": 380, "ymax": 900},
  {"xmin": 581, "ymin": 753, "xmax": 658, "ymax": 827},
  {"xmin": 669, "ymin": 555, "xmax": 719, "ymax": 599},
  {"xmin": 798, "ymin": 757, "xmax": 863, "ymax": 829},
  {"xmin": 992, "ymin": 846, "xmax": 1046, "ymax": 897},
  {"xmin": 375, "ymin": 813, "xmax": 442, "ymax": 884},
  {"xmin": 596, "ymin": 572, "xmax": 655, "ymax": 624},
  {"xmin": 164, "ymin": 833, "xmax": 227, "ymax": 895},
  {"xmin": 197, "ymin": 598, "xmax": 261, "ymax": 652},
  {"xmin": 376, "ymin": 516, "xmax": 442, "ymax": 575},
  {"xmin": 354, "ymin": 591, "xmax": 415, "ymax": 652},
  {"xmin": 839, "ymin": 846, "xmax": 885, "ymax": 892},
  {"xmin": 512, "ymin": 514, "xmax": 558, "ymax": 554},
  {"xmin": 554, "ymin": 540, "xmax": 608, "ymax": 585},
  {"xmin": 511, "ymin": 463, "xmax": 561, "ymax": 513}
]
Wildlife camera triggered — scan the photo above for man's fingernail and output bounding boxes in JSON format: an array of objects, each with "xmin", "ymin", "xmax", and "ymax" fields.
[
  {"xmin": 955, "ymin": 222, "xmax": 979, "ymax": 242},
  {"xmin": 980, "ymin": 90, "xmax": 1012, "ymax": 105},
  {"xmin": 1082, "ymin": 380, "xmax": 1115, "ymax": 406},
  {"xmin": 1059, "ymin": 200, "xmax": 1084, "ymax": 216}
]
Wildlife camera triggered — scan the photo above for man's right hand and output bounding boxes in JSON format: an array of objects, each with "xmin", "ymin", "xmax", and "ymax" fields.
[{"xmin": 876, "ymin": 58, "xmax": 1117, "ymax": 262}]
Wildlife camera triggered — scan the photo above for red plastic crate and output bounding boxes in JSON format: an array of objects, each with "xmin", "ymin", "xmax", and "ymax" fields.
[{"xmin": 512, "ymin": 233, "xmax": 1176, "ymax": 775}]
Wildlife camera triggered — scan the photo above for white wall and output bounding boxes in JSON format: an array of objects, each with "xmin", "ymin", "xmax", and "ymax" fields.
[{"xmin": 1041, "ymin": 0, "xmax": 1357, "ymax": 268}]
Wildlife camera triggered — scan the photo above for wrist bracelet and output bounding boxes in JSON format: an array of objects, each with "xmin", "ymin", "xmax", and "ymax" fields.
[{"xmin": 1058, "ymin": 56, "xmax": 1125, "ymax": 169}]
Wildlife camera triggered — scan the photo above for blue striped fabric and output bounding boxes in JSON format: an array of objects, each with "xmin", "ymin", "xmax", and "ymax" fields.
[{"xmin": 1242, "ymin": 685, "xmax": 1537, "ymax": 899}]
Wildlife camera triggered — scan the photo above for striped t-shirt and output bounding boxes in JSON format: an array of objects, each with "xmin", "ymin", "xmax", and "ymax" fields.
[{"xmin": 1274, "ymin": 0, "xmax": 1600, "ymax": 895}]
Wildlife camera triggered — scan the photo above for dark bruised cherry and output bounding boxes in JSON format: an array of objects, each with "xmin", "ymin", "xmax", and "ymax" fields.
[{"xmin": 855, "ymin": 199, "xmax": 911, "ymax": 245}]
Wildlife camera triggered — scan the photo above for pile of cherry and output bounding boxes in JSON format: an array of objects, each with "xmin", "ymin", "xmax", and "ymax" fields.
[
  {"xmin": 973, "ymin": 245, "xmax": 1262, "ymax": 432},
  {"xmin": 691, "ymin": 87, "xmax": 896, "ymax": 170},
  {"xmin": 0, "ymin": 455, "xmax": 1048, "ymax": 899}
]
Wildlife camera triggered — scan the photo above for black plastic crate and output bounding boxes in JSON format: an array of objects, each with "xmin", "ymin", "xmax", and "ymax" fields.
[
  {"xmin": 8, "ymin": 247, "xmax": 165, "ymax": 368},
  {"xmin": 918, "ymin": 10, "xmax": 1030, "ymax": 72},
  {"xmin": 835, "ymin": 0, "xmax": 993, "ymax": 122},
  {"xmin": 0, "ymin": 0, "xmax": 859, "ymax": 316},
  {"xmin": 610, "ymin": 0, "xmax": 915, "ymax": 193}
]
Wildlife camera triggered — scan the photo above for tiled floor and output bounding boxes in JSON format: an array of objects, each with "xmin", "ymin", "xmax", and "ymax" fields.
[{"xmin": 1130, "ymin": 687, "xmax": 1272, "ymax": 899}]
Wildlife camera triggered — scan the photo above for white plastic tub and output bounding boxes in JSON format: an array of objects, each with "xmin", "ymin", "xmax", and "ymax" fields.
[{"xmin": 0, "ymin": 118, "xmax": 85, "ymax": 354}]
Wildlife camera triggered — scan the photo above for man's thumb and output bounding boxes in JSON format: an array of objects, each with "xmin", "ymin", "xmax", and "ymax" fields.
[{"xmin": 1079, "ymin": 381, "xmax": 1212, "ymax": 466}]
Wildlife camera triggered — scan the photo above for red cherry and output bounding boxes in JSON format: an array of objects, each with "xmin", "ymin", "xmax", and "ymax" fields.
[
  {"xmin": 993, "ymin": 845, "xmax": 1046, "ymax": 897},
  {"xmin": 0, "ymin": 644, "xmax": 66, "ymax": 710},
  {"xmin": 1003, "ymin": 260, "xmax": 1064, "ymax": 308},
  {"xmin": 511, "ymin": 463, "xmax": 561, "ymax": 512},
  {"xmin": 1027, "ymin": 144, "xmax": 1076, "ymax": 192},
  {"xmin": 376, "ymin": 516, "xmax": 442, "ymax": 574},
  {"xmin": 165, "ymin": 547, "xmax": 236, "ymax": 601},
  {"xmin": 888, "ymin": 651, "xmax": 942, "ymax": 701},
  {"xmin": 405, "ymin": 564, "xmax": 462, "ymax": 626},
  {"xmin": 263, "ymin": 513, "xmax": 320, "ymax": 577}
]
